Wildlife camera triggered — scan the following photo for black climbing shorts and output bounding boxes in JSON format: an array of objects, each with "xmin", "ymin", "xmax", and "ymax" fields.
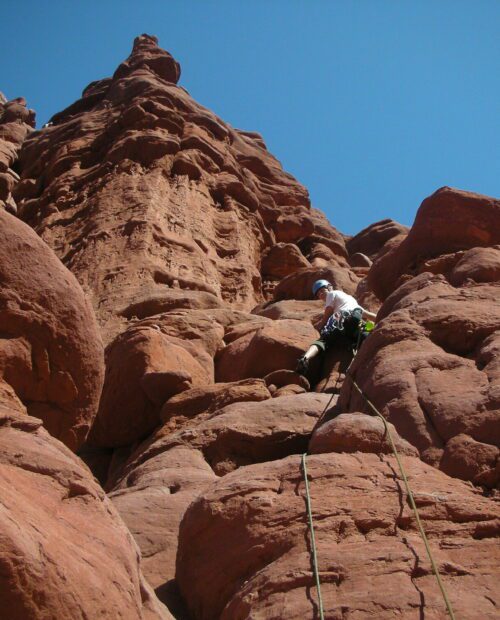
[{"xmin": 313, "ymin": 308, "xmax": 363, "ymax": 352}]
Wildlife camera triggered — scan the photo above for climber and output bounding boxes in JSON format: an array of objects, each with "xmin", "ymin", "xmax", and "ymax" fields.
[{"xmin": 296, "ymin": 279, "xmax": 377, "ymax": 374}]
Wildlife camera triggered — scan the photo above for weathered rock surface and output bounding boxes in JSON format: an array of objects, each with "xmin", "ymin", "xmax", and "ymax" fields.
[
  {"xmin": 176, "ymin": 453, "xmax": 499, "ymax": 619},
  {"xmin": 0, "ymin": 209, "xmax": 104, "ymax": 450},
  {"xmin": 109, "ymin": 445, "xmax": 216, "ymax": 615},
  {"xmin": 369, "ymin": 187, "xmax": 500, "ymax": 300},
  {"xmin": 347, "ymin": 218, "xmax": 408, "ymax": 259},
  {"xmin": 309, "ymin": 412, "xmax": 419, "ymax": 456},
  {"xmin": 14, "ymin": 34, "xmax": 346, "ymax": 344},
  {"xmin": 273, "ymin": 265, "xmax": 359, "ymax": 302},
  {"xmin": 215, "ymin": 318, "xmax": 317, "ymax": 382},
  {"xmin": 0, "ymin": 95, "xmax": 35, "ymax": 213},
  {"xmin": 6, "ymin": 33, "xmax": 499, "ymax": 620},
  {"xmin": 252, "ymin": 298, "xmax": 321, "ymax": 322},
  {"xmin": 106, "ymin": 391, "xmax": 330, "ymax": 615},
  {"xmin": 0, "ymin": 405, "xmax": 171, "ymax": 619},
  {"xmin": 88, "ymin": 322, "xmax": 212, "ymax": 449},
  {"xmin": 340, "ymin": 273, "xmax": 500, "ymax": 486}
]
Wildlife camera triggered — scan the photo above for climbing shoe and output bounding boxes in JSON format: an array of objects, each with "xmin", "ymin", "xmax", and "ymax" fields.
[{"xmin": 296, "ymin": 355, "xmax": 309, "ymax": 375}]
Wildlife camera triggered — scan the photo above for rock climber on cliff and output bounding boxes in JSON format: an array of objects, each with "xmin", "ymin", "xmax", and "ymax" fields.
[{"xmin": 296, "ymin": 279, "xmax": 377, "ymax": 374}]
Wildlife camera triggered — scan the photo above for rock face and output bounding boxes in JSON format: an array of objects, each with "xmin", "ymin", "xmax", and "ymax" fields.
[
  {"xmin": 347, "ymin": 218, "xmax": 408, "ymax": 260},
  {"xmin": 4, "ymin": 33, "xmax": 499, "ymax": 620},
  {"xmin": 0, "ymin": 95, "xmax": 35, "ymax": 214},
  {"xmin": 14, "ymin": 34, "xmax": 350, "ymax": 344},
  {"xmin": 176, "ymin": 453, "xmax": 499, "ymax": 619},
  {"xmin": 0, "ymin": 209, "xmax": 104, "ymax": 450},
  {"xmin": 0, "ymin": 404, "xmax": 171, "ymax": 619},
  {"xmin": 368, "ymin": 187, "xmax": 500, "ymax": 300}
]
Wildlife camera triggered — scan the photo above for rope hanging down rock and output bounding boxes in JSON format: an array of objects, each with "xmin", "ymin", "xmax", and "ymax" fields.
[{"xmin": 301, "ymin": 360, "xmax": 457, "ymax": 619}]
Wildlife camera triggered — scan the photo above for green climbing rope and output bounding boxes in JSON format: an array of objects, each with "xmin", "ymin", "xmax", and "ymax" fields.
[
  {"xmin": 301, "ymin": 453, "xmax": 325, "ymax": 620},
  {"xmin": 345, "ymin": 369, "xmax": 457, "ymax": 620}
]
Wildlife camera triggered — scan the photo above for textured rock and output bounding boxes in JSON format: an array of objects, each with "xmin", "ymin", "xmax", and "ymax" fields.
[
  {"xmin": 87, "ymin": 322, "xmax": 212, "ymax": 449},
  {"xmin": 263, "ymin": 369, "xmax": 310, "ymax": 391},
  {"xmin": 215, "ymin": 318, "xmax": 317, "ymax": 382},
  {"xmin": 449, "ymin": 245, "xmax": 500, "ymax": 286},
  {"xmin": 0, "ymin": 406, "xmax": 171, "ymax": 619},
  {"xmin": 252, "ymin": 298, "xmax": 321, "ymax": 322},
  {"xmin": 176, "ymin": 453, "xmax": 499, "ymax": 620},
  {"xmin": 369, "ymin": 188, "xmax": 500, "ymax": 299},
  {"xmin": 160, "ymin": 378, "xmax": 271, "ymax": 427},
  {"xmin": 106, "ymin": 391, "xmax": 331, "ymax": 613},
  {"xmin": 261, "ymin": 242, "xmax": 310, "ymax": 278},
  {"xmin": 340, "ymin": 273, "xmax": 500, "ymax": 486},
  {"xmin": 309, "ymin": 412, "xmax": 419, "ymax": 456},
  {"xmin": 0, "ymin": 96, "xmax": 35, "ymax": 213},
  {"xmin": 348, "ymin": 251, "xmax": 372, "ymax": 267},
  {"xmin": 11, "ymin": 35, "xmax": 350, "ymax": 344},
  {"xmin": 0, "ymin": 209, "xmax": 104, "ymax": 450},
  {"xmin": 121, "ymin": 392, "xmax": 331, "ymax": 479},
  {"xmin": 7, "ymin": 33, "xmax": 499, "ymax": 620},
  {"xmin": 273, "ymin": 265, "xmax": 359, "ymax": 302},
  {"xmin": 347, "ymin": 218, "xmax": 408, "ymax": 259},
  {"xmin": 440, "ymin": 433, "xmax": 499, "ymax": 487},
  {"xmin": 109, "ymin": 445, "xmax": 216, "ymax": 615}
]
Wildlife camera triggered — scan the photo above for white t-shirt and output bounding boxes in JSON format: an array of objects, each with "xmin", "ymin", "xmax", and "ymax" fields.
[{"xmin": 325, "ymin": 290, "xmax": 362, "ymax": 316}]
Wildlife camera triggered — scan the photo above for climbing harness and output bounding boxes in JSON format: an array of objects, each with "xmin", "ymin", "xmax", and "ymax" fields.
[{"xmin": 301, "ymin": 342, "xmax": 457, "ymax": 620}]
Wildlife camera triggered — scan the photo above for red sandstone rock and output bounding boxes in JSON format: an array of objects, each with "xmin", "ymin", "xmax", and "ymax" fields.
[
  {"xmin": 252, "ymin": 298, "xmax": 322, "ymax": 322},
  {"xmin": 0, "ymin": 406, "xmax": 171, "ymax": 619},
  {"xmin": 7, "ymin": 32, "xmax": 500, "ymax": 620},
  {"xmin": 160, "ymin": 378, "xmax": 271, "ymax": 426},
  {"xmin": 13, "ymin": 35, "xmax": 334, "ymax": 343},
  {"xmin": 347, "ymin": 218, "xmax": 408, "ymax": 259},
  {"xmin": 449, "ymin": 245, "xmax": 500, "ymax": 286},
  {"xmin": 119, "ymin": 391, "xmax": 331, "ymax": 480},
  {"xmin": 176, "ymin": 453, "xmax": 499, "ymax": 619},
  {"xmin": 0, "ymin": 209, "xmax": 104, "ymax": 450},
  {"xmin": 440, "ymin": 433, "xmax": 499, "ymax": 488},
  {"xmin": 0, "ymin": 96, "xmax": 35, "ymax": 213},
  {"xmin": 260, "ymin": 242, "xmax": 310, "ymax": 279},
  {"xmin": 215, "ymin": 318, "xmax": 317, "ymax": 382},
  {"xmin": 263, "ymin": 369, "xmax": 310, "ymax": 390},
  {"xmin": 88, "ymin": 322, "xmax": 213, "ymax": 449},
  {"xmin": 273, "ymin": 266, "xmax": 359, "ymax": 302},
  {"xmin": 348, "ymin": 251, "xmax": 372, "ymax": 267},
  {"xmin": 109, "ymin": 445, "xmax": 216, "ymax": 614},
  {"xmin": 309, "ymin": 412, "xmax": 419, "ymax": 456},
  {"xmin": 104, "ymin": 391, "xmax": 331, "ymax": 614},
  {"xmin": 369, "ymin": 188, "xmax": 500, "ymax": 299},
  {"xmin": 340, "ymin": 273, "xmax": 500, "ymax": 486}
]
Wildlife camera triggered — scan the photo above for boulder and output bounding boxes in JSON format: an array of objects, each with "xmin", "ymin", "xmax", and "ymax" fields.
[
  {"xmin": 261, "ymin": 242, "xmax": 310, "ymax": 278},
  {"xmin": 440, "ymin": 434, "xmax": 499, "ymax": 487},
  {"xmin": 252, "ymin": 298, "xmax": 321, "ymax": 322},
  {"xmin": 176, "ymin": 453, "xmax": 499, "ymax": 619},
  {"xmin": 161, "ymin": 378, "xmax": 271, "ymax": 427},
  {"xmin": 369, "ymin": 188, "xmax": 500, "ymax": 299},
  {"xmin": 348, "ymin": 251, "xmax": 372, "ymax": 267},
  {"xmin": 0, "ymin": 405, "xmax": 171, "ymax": 619},
  {"xmin": 309, "ymin": 412, "xmax": 419, "ymax": 456},
  {"xmin": 273, "ymin": 266, "xmax": 359, "ymax": 302},
  {"xmin": 88, "ymin": 324, "xmax": 212, "ymax": 449},
  {"xmin": 347, "ymin": 218, "xmax": 408, "ymax": 259},
  {"xmin": 0, "ymin": 209, "xmax": 104, "ymax": 450},
  {"xmin": 340, "ymin": 274, "xmax": 500, "ymax": 485},
  {"xmin": 215, "ymin": 319, "xmax": 317, "ymax": 382},
  {"xmin": 109, "ymin": 445, "xmax": 216, "ymax": 615}
]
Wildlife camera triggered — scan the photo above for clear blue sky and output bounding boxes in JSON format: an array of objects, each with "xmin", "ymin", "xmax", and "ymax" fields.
[{"xmin": 1, "ymin": 1, "xmax": 498, "ymax": 235}]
